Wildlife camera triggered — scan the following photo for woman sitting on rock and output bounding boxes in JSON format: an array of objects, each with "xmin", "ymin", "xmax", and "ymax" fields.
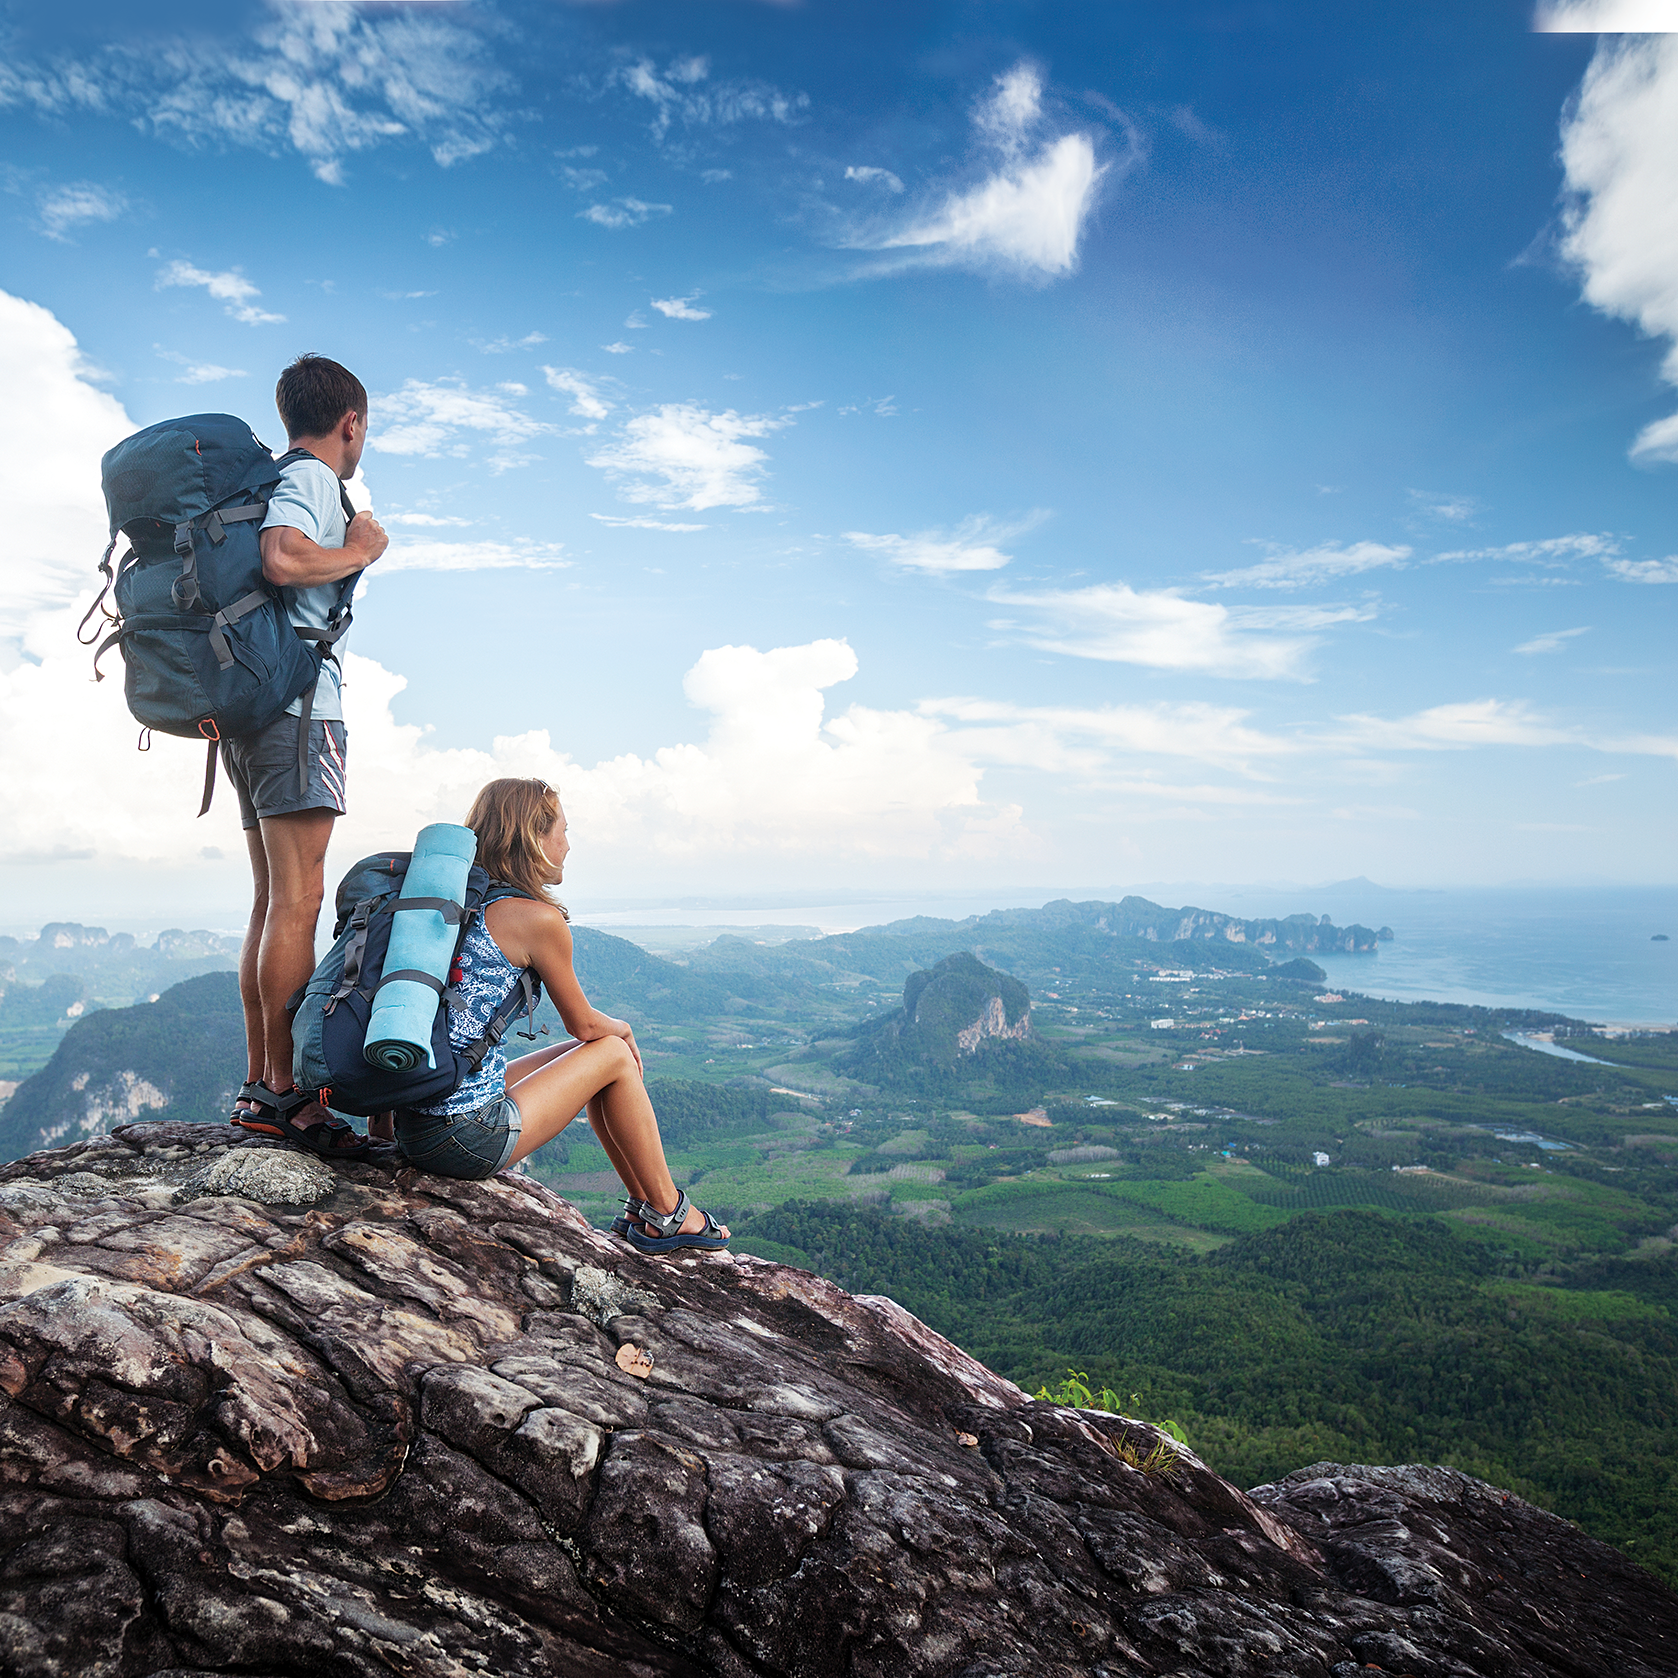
[{"xmin": 389, "ymin": 776, "xmax": 728, "ymax": 1255}]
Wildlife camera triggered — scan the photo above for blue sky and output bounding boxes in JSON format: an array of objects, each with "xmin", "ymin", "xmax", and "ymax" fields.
[{"xmin": 2, "ymin": 0, "xmax": 1675, "ymax": 920}]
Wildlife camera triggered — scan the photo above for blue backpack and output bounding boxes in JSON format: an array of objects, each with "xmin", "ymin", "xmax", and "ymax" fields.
[
  {"xmin": 291, "ymin": 851, "xmax": 544, "ymax": 1115},
  {"xmin": 81, "ymin": 412, "xmax": 356, "ymax": 815}
]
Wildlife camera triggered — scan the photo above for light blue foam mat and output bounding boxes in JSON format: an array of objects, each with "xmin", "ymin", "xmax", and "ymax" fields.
[{"xmin": 363, "ymin": 822, "xmax": 478, "ymax": 1072}]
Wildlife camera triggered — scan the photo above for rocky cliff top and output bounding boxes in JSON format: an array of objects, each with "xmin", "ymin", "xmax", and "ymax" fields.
[{"xmin": 0, "ymin": 1121, "xmax": 1672, "ymax": 1678}]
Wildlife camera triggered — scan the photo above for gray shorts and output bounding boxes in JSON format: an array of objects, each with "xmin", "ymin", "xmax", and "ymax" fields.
[
  {"xmin": 395, "ymin": 1094, "xmax": 522, "ymax": 1180},
  {"xmin": 221, "ymin": 716, "xmax": 348, "ymax": 831}
]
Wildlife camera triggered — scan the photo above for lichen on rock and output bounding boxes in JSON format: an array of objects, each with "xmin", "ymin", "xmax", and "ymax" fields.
[{"xmin": 0, "ymin": 1119, "xmax": 1672, "ymax": 1677}]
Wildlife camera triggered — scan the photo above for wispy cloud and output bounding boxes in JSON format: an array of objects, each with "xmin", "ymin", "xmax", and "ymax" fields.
[
  {"xmin": 587, "ymin": 405, "xmax": 790, "ymax": 510},
  {"xmin": 852, "ymin": 63, "xmax": 1113, "ymax": 280},
  {"xmin": 616, "ymin": 55, "xmax": 808, "ymax": 143},
  {"xmin": 988, "ymin": 583, "xmax": 1368, "ymax": 680},
  {"xmin": 478, "ymin": 332, "xmax": 547, "ymax": 353},
  {"xmin": 601, "ymin": 341, "xmax": 634, "ymax": 354},
  {"xmin": 650, "ymin": 294, "xmax": 712, "ymax": 320},
  {"xmin": 1556, "ymin": 34, "xmax": 1678, "ymax": 463},
  {"xmin": 155, "ymin": 347, "xmax": 246, "ymax": 385},
  {"xmin": 580, "ymin": 198, "xmax": 672, "ymax": 230},
  {"xmin": 590, "ymin": 513, "xmax": 708, "ymax": 532},
  {"xmin": 845, "ymin": 165, "xmax": 904, "ymax": 193},
  {"xmin": 382, "ymin": 512, "xmax": 471, "ymax": 528},
  {"xmin": 370, "ymin": 378, "xmax": 551, "ymax": 469},
  {"xmin": 1433, "ymin": 532, "xmax": 1618, "ymax": 565},
  {"xmin": 1513, "ymin": 626, "xmax": 1591, "ymax": 655},
  {"xmin": 0, "ymin": 4, "xmax": 514, "ymax": 185},
  {"xmin": 1335, "ymin": 699, "xmax": 1574, "ymax": 751},
  {"xmin": 155, "ymin": 259, "xmax": 284, "ymax": 325},
  {"xmin": 1407, "ymin": 489, "xmax": 1479, "ymax": 523},
  {"xmin": 843, "ymin": 513, "xmax": 1045, "ymax": 574},
  {"xmin": 372, "ymin": 539, "xmax": 570, "ymax": 577},
  {"xmin": 541, "ymin": 366, "xmax": 612, "ymax": 426},
  {"xmin": 37, "ymin": 182, "xmax": 125, "ymax": 241},
  {"xmin": 1605, "ymin": 554, "xmax": 1678, "ymax": 583},
  {"xmin": 1203, "ymin": 540, "xmax": 1411, "ymax": 590}
]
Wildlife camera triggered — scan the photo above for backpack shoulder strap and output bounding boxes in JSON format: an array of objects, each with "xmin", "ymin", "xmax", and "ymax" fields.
[{"xmin": 275, "ymin": 446, "xmax": 358, "ymax": 527}]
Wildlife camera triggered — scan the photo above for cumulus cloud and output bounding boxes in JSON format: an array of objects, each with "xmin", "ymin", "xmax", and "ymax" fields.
[
  {"xmin": 1604, "ymin": 554, "xmax": 1678, "ymax": 582},
  {"xmin": 1557, "ymin": 34, "xmax": 1678, "ymax": 463},
  {"xmin": 0, "ymin": 2, "xmax": 512, "ymax": 185},
  {"xmin": 616, "ymin": 55, "xmax": 808, "ymax": 144},
  {"xmin": 37, "ymin": 183, "xmax": 126, "ymax": 241},
  {"xmin": 601, "ymin": 341, "xmax": 634, "ymax": 355},
  {"xmin": 843, "ymin": 513, "xmax": 1044, "ymax": 574},
  {"xmin": 1203, "ymin": 540, "xmax": 1411, "ymax": 590},
  {"xmin": 1513, "ymin": 626, "xmax": 1591, "ymax": 654},
  {"xmin": 855, "ymin": 62, "xmax": 1110, "ymax": 280},
  {"xmin": 586, "ymin": 405, "xmax": 789, "ymax": 510},
  {"xmin": 988, "ymin": 583, "xmax": 1369, "ymax": 680},
  {"xmin": 155, "ymin": 260, "xmax": 284, "ymax": 325},
  {"xmin": 370, "ymin": 377, "xmax": 551, "ymax": 467},
  {"xmin": 541, "ymin": 366, "xmax": 612, "ymax": 425},
  {"xmin": 650, "ymin": 295, "xmax": 712, "ymax": 320},
  {"xmin": 845, "ymin": 165, "xmax": 904, "ymax": 193}
]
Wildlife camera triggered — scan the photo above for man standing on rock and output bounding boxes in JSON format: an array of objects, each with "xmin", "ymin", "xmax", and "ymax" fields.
[{"xmin": 228, "ymin": 354, "xmax": 387, "ymax": 1156}]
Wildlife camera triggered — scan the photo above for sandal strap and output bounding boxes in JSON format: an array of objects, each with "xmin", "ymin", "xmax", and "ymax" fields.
[{"xmin": 640, "ymin": 1189, "xmax": 691, "ymax": 1238}]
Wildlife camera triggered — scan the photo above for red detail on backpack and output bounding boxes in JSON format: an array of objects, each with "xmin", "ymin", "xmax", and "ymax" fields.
[
  {"xmin": 196, "ymin": 718, "xmax": 221, "ymax": 741},
  {"xmin": 449, "ymin": 962, "xmax": 464, "ymax": 985}
]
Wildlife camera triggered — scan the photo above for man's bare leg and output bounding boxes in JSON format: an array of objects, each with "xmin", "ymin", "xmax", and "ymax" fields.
[
  {"xmin": 256, "ymin": 808, "xmax": 336, "ymax": 1125},
  {"xmin": 235, "ymin": 827, "xmax": 272, "ymax": 1116}
]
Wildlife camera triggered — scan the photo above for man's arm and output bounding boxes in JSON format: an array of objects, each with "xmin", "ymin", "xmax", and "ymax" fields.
[{"xmin": 260, "ymin": 512, "xmax": 388, "ymax": 588}]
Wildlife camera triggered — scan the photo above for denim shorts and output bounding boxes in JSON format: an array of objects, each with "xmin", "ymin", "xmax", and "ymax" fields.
[{"xmin": 396, "ymin": 1093, "xmax": 521, "ymax": 1180}]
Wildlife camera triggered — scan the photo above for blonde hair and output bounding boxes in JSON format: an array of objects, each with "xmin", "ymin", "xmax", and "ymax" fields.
[{"xmin": 464, "ymin": 778, "xmax": 568, "ymax": 916}]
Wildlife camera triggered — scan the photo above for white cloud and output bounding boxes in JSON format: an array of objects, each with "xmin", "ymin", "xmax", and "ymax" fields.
[
  {"xmin": 1604, "ymin": 554, "xmax": 1678, "ymax": 581},
  {"xmin": 601, "ymin": 341, "xmax": 634, "ymax": 354},
  {"xmin": 1407, "ymin": 489, "xmax": 1479, "ymax": 523},
  {"xmin": 155, "ymin": 259, "xmax": 284, "ymax": 325},
  {"xmin": 590, "ymin": 513, "xmax": 708, "ymax": 532},
  {"xmin": 919, "ymin": 696, "xmax": 1295, "ymax": 777},
  {"xmin": 1536, "ymin": 1, "xmax": 1678, "ymax": 28},
  {"xmin": 988, "ymin": 583, "xmax": 1368, "ymax": 680},
  {"xmin": 0, "ymin": 289, "xmax": 132, "ymax": 638},
  {"xmin": 541, "ymin": 366, "xmax": 612, "ymax": 425},
  {"xmin": 580, "ymin": 199, "xmax": 672, "ymax": 230},
  {"xmin": 0, "ymin": 4, "xmax": 512, "ymax": 185},
  {"xmin": 1334, "ymin": 699, "xmax": 1575, "ymax": 751},
  {"xmin": 586, "ymin": 405, "xmax": 789, "ymax": 510},
  {"xmin": 155, "ymin": 347, "xmax": 247, "ymax": 384},
  {"xmin": 37, "ymin": 183, "xmax": 126, "ymax": 241},
  {"xmin": 616, "ymin": 56, "xmax": 808, "ymax": 144},
  {"xmin": 381, "ymin": 512, "xmax": 471, "ymax": 528},
  {"xmin": 650, "ymin": 295, "xmax": 712, "ymax": 320},
  {"xmin": 845, "ymin": 165, "xmax": 904, "ymax": 193},
  {"xmin": 478, "ymin": 332, "xmax": 548, "ymax": 353},
  {"xmin": 1433, "ymin": 532, "xmax": 1618, "ymax": 565},
  {"xmin": 1557, "ymin": 35, "xmax": 1678, "ymax": 462},
  {"xmin": 843, "ymin": 513, "xmax": 1043, "ymax": 574},
  {"xmin": 1203, "ymin": 540, "xmax": 1411, "ymax": 590},
  {"xmin": 561, "ymin": 166, "xmax": 608, "ymax": 192},
  {"xmin": 856, "ymin": 63, "xmax": 1110, "ymax": 280},
  {"xmin": 370, "ymin": 377, "xmax": 551, "ymax": 464},
  {"xmin": 1513, "ymin": 626, "xmax": 1591, "ymax": 654},
  {"xmin": 370, "ymin": 540, "xmax": 569, "ymax": 577}
]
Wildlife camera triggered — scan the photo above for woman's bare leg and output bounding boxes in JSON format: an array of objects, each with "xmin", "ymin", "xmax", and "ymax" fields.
[
  {"xmin": 504, "ymin": 1037, "xmax": 723, "ymax": 1237},
  {"xmin": 506, "ymin": 1043, "xmax": 647, "ymax": 1200}
]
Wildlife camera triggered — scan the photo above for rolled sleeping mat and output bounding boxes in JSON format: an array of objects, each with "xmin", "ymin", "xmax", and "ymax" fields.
[{"xmin": 362, "ymin": 822, "xmax": 478, "ymax": 1072}]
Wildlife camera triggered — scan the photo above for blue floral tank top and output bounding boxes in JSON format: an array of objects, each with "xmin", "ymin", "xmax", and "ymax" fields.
[{"xmin": 415, "ymin": 913, "xmax": 526, "ymax": 1116}]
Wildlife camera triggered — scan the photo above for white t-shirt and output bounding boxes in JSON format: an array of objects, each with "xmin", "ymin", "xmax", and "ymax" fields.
[{"xmin": 260, "ymin": 454, "xmax": 354, "ymax": 722}]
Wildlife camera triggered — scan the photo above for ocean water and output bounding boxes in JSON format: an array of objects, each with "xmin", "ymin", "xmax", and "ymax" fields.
[{"xmin": 582, "ymin": 884, "xmax": 1678, "ymax": 1028}]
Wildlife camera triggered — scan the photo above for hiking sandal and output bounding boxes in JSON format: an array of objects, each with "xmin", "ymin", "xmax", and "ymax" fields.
[
  {"xmin": 626, "ymin": 1189, "xmax": 730, "ymax": 1254},
  {"xmin": 229, "ymin": 1079, "xmax": 279, "ymax": 1126},
  {"xmin": 236, "ymin": 1086, "xmax": 371, "ymax": 1159},
  {"xmin": 609, "ymin": 1197, "xmax": 647, "ymax": 1239}
]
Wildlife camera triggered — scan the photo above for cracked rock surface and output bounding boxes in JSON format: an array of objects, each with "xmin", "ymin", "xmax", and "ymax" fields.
[{"xmin": 0, "ymin": 1122, "xmax": 1671, "ymax": 1677}]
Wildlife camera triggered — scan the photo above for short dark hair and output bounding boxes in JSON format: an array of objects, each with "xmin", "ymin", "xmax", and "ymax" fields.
[{"xmin": 275, "ymin": 354, "xmax": 368, "ymax": 441}]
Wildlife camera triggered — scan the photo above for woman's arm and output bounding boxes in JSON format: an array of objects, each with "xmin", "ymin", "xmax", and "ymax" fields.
[{"xmin": 484, "ymin": 898, "xmax": 642, "ymax": 1076}]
